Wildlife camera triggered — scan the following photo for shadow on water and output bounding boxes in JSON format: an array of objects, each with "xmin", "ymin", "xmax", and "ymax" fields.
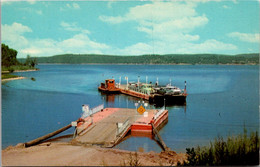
[{"xmin": 100, "ymin": 92, "xmax": 187, "ymax": 109}]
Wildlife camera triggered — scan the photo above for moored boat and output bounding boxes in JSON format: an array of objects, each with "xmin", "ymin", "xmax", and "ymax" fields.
[
  {"xmin": 98, "ymin": 78, "xmax": 187, "ymax": 105},
  {"xmin": 98, "ymin": 79, "xmax": 121, "ymax": 93}
]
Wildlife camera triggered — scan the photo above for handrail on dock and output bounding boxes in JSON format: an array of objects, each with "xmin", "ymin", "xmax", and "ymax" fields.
[
  {"xmin": 153, "ymin": 107, "xmax": 165, "ymax": 120},
  {"xmin": 116, "ymin": 118, "xmax": 130, "ymax": 137}
]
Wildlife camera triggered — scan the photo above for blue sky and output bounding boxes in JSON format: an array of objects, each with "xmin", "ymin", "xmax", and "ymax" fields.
[{"xmin": 1, "ymin": 0, "xmax": 259, "ymax": 58}]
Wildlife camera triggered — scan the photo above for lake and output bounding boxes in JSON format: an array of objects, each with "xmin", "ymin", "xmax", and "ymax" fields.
[{"xmin": 1, "ymin": 64, "xmax": 259, "ymax": 152}]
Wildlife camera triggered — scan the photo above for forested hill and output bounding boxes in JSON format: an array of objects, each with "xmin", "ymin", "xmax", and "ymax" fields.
[{"xmin": 19, "ymin": 53, "xmax": 259, "ymax": 65}]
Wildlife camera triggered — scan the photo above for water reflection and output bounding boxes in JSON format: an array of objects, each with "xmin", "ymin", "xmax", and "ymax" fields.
[{"xmin": 100, "ymin": 92, "xmax": 187, "ymax": 109}]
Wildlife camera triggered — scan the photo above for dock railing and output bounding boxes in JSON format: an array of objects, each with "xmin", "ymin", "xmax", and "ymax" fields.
[
  {"xmin": 116, "ymin": 118, "xmax": 130, "ymax": 137},
  {"xmin": 153, "ymin": 107, "xmax": 165, "ymax": 120},
  {"xmin": 90, "ymin": 104, "xmax": 104, "ymax": 116},
  {"xmin": 128, "ymin": 86, "xmax": 151, "ymax": 95},
  {"xmin": 81, "ymin": 104, "xmax": 104, "ymax": 119}
]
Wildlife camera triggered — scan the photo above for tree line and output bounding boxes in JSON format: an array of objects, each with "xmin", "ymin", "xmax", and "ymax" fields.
[
  {"xmin": 3, "ymin": 43, "xmax": 258, "ymax": 65},
  {"xmin": 1, "ymin": 44, "xmax": 37, "ymax": 71},
  {"xmin": 18, "ymin": 53, "xmax": 259, "ymax": 65}
]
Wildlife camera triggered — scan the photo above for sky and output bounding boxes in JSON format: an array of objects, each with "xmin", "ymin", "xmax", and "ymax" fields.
[{"xmin": 1, "ymin": 0, "xmax": 259, "ymax": 58}]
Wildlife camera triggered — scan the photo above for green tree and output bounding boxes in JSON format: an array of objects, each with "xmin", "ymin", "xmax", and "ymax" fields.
[
  {"xmin": 1, "ymin": 44, "xmax": 18, "ymax": 67},
  {"xmin": 24, "ymin": 55, "xmax": 37, "ymax": 67}
]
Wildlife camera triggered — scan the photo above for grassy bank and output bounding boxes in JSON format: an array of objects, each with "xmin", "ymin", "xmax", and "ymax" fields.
[
  {"xmin": 1, "ymin": 65, "xmax": 38, "ymax": 81},
  {"xmin": 2, "ymin": 65, "xmax": 38, "ymax": 72},
  {"xmin": 183, "ymin": 130, "xmax": 259, "ymax": 166},
  {"xmin": 1, "ymin": 73, "xmax": 20, "ymax": 80}
]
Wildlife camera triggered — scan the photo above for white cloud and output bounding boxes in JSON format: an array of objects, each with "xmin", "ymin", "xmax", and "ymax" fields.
[
  {"xmin": 117, "ymin": 43, "xmax": 153, "ymax": 55},
  {"xmin": 175, "ymin": 39, "xmax": 237, "ymax": 53},
  {"xmin": 60, "ymin": 21, "xmax": 90, "ymax": 34},
  {"xmin": 60, "ymin": 3, "xmax": 80, "ymax": 11},
  {"xmin": 99, "ymin": 1, "xmax": 207, "ymax": 43},
  {"xmin": 228, "ymin": 32, "xmax": 260, "ymax": 43},
  {"xmin": 109, "ymin": 38, "xmax": 236, "ymax": 56},
  {"xmin": 1, "ymin": 0, "xmax": 14, "ymax": 5},
  {"xmin": 223, "ymin": 5, "xmax": 229, "ymax": 9},
  {"xmin": 36, "ymin": 10, "xmax": 43, "ymax": 15},
  {"xmin": 27, "ymin": 0, "xmax": 36, "ymax": 5},
  {"xmin": 157, "ymin": 39, "xmax": 236, "ymax": 54},
  {"xmin": 66, "ymin": 2, "xmax": 80, "ymax": 10},
  {"xmin": 58, "ymin": 34, "xmax": 109, "ymax": 51},
  {"xmin": 2, "ymin": 22, "xmax": 110, "ymax": 58},
  {"xmin": 2, "ymin": 22, "xmax": 238, "ymax": 57},
  {"xmin": 99, "ymin": 1, "xmax": 238, "ymax": 54},
  {"xmin": 72, "ymin": 3, "xmax": 80, "ymax": 9},
  {"xmin": 99, "ymin": 16, "xmax": 126, "ymax": 24},
  {"xmin": 1, "ymin": 22, "xmax": 32, "ymax": 49},
  {"xmin": 107, "ymin": 1, "xmax": 117, "ymax": 9},
  {"xmin": 100, "ymin": 1, "xmax": 198, "ymax": 24},
  {"xmin": 189, "ymin": 0, "xmax": 237, "ymax": 3},
  {"xmin": 18, "ymin": 7, "xmax": 43, "ymax": 15},
  {"xmin": 1, "ymin": 0, "xmax": 38, "ymax": 5}
]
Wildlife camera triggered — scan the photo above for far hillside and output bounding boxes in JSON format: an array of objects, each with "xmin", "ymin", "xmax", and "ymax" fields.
[{"xmin": 18, "ymin": 53, "xmax": 259, "ymax": 65}]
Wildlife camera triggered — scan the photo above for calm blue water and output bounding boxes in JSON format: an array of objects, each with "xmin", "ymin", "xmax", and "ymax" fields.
[{"xmin": 1, "ymin": 65, "xmax": 259, "ymax": 152}]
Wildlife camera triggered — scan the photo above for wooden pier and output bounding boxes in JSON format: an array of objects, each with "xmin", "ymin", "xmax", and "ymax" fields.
[{"xmin": 73, "ymin": 107, "xmax": 168, "ymax": 147}]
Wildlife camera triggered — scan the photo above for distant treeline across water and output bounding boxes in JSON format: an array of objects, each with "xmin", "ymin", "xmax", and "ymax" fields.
[{"xmin": 19, "ymin": 53, "xmax": 259, "ymax": 65}]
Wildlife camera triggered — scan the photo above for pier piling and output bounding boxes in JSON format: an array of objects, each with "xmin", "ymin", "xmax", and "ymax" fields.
[{"xmin": 151, "ymin": 123, "xmax": 169, "ymax": 151}]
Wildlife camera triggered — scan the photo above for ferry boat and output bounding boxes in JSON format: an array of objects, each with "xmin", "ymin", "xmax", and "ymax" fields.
[
  {"xmin": 98, "ymin": 78, "xmax": 187, "ymax": 105},
  {"xmin": 98, "ymin": 79, "xmax": 121, "ymax": 93}
]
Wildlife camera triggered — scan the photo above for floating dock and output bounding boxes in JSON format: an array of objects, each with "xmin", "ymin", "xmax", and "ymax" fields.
[{"xmin": 73, "ymin": 107, "xmax": 168, "ymax": 147}]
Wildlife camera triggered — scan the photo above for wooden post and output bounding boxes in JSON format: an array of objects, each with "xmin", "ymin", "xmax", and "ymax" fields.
[
  {"xmin": 151, "ymin": 123, "xmax": 169, "ymax": 151},
  {"xmin": 24, "ymin": 120, "xmax": 79, "ymax": 147}
]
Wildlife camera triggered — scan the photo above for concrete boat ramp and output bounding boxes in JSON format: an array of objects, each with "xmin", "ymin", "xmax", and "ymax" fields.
[
  {"xmin": 24, "ymin": 105, "xmax": 169, "ymax": 151},
  {"xmin": 73, "ymin": 107, "xmax": 168, "ymax": 148}
]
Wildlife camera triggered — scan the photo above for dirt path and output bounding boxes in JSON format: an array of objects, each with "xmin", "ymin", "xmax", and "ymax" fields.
[{"xmin": 2, "ymin": 142, "xmax": 186, "ymax": 166}]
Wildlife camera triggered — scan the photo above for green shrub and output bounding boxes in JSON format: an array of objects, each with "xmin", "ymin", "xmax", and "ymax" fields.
[
  {"xmin": 183, "ymin": 131, "xmax": 259, "ymax": 166},
  {"xmin": 7, "ymin": 67, "xmax": 14, "ymax": 73},
  {"xmin": 1, "ymin": 74, "xmax": 19, "ymax": 80}
]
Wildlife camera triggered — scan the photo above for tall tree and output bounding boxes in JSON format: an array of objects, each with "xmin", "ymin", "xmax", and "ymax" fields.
[
  {"xmin": 24, "ymin": 55, "xmax": 37, "ymax": 67},
  {"xmin": 1, "ymin": 44, "xmax": 18, "ymax": 67}
]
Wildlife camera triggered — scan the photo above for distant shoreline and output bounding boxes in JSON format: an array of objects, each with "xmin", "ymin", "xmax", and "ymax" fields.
[
  {"xmin": 37, "ymin": 63, "xmax": 259, "ymax": 65},
  {"xmin": 2, "ymin": 69, "xmax": 39, "ymax": 73},
  {"xmin": 13, "ymin": 69, "xmax": 39, "ymax": 72},
  {"xmin": 20, "ymin": 53, "xmax": 259, "ymax": 65}
]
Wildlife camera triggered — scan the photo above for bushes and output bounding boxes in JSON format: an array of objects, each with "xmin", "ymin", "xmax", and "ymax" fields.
[
  {"xmin": 2, "ymin": 65, "xmax": 37, "ymax": 73},
  {"xmin": 1, "ymin": 43, "xmax": 19, "ymax": 67},
  {"xmin": 183, "ymin": 131, "xmax": 259, "ymax": 166},
  {"xmin": 1, "ymin": 74, "xmax": 19, "ymax": 80}
]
